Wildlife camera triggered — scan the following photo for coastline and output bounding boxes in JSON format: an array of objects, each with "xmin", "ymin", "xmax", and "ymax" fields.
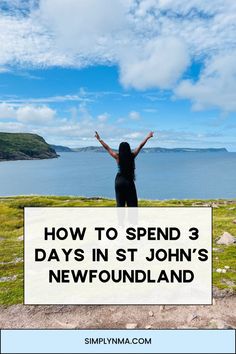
[{"xmin": 0, "ymin": 155, "xmax": 59, "ymax": 163}]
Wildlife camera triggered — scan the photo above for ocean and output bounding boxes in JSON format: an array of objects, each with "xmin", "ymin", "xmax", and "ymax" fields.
[{"xmin": 0, "ymin": 152, "xmax": 235, "ymax": 200}]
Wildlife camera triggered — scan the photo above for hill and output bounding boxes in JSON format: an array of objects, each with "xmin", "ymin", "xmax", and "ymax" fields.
[
  {"xmin": 74, "ymin": 146, "xmax": 228, "ymax": 153},
  {"xmin": 0, "ymin": 132, "xmax": 58, "ymax": 161},
  {"xmin": 50, "ymin": 144, "xmax": 73, "ymax": 152}
]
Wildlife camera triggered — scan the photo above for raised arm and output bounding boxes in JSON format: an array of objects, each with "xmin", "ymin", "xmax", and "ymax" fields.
[
  {"xmin": 133, "ymin": 131, "xmax": 154, "ymax": 157},
  {"xmin": 95, "ymin": 131, "xmax": 118, "ymax": 160}
]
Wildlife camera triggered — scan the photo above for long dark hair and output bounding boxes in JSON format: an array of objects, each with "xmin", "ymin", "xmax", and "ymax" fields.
[{"xmin": 118, "ymin": 142, "xmax": 135, "ymax": 180}]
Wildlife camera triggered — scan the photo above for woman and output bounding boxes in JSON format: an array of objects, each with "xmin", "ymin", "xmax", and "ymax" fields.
[{"xmin": 95, "ymin": 131, "xmax": 154, "ymax": 207}]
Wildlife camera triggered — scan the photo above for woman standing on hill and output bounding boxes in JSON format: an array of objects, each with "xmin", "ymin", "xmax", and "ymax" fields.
[{"xmin": 95, "ymin": 131, "xmax": 154, "ymax": 207}]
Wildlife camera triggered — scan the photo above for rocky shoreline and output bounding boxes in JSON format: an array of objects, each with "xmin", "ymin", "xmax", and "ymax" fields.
[{"xmin": 0, "ymin": 154, "xmax": 59, "ymax": 162}]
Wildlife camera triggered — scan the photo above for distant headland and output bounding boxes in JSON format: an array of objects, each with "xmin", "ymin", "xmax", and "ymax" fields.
[{"xmin": 53, "ymin": 145, "xmax": 228, "ymax": 153}]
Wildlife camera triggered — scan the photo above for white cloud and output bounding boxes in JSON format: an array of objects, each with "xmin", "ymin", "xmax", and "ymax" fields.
[
  {"xmin": 0, "ymin": 121, "xmax": 26, "ymax": 132},
  {"xmin": 0, "ymin": 13, "xmax": 58, "ymax": 67},
  {"xmin": 119, "ymin": 37, "xmax": 190, "ymax": 90},
  {"xmin": 0, "ymin": 102, "xmax": 15, "ymax": 118},
  {"xmin": 97, "ymin": 113, "xmax": 109, "ymax": 122},
  {"xmin": 38, "ymin": 0, "xmax": 127, "ymax": 58},
  {"xmin": 129, "ymin": 111, "xmax": 141, "ymax": 120},
  {"xmin": 16, "ymin": 105, "xmax": 56, "ymax": 123},
  {"xmin": 175, "ymin": 52, "xmax": 236, "ymax": 112},
  {"xmin": 124, "ymin": 132, "xmax": 143, "ymax": 139},
  {"xmin": 0, "ymin": 1, "xmax": 236, "ymax": 110},
  {"xmin": 0, "ymin": 102, "xmax": 56, "ymax": 124}
]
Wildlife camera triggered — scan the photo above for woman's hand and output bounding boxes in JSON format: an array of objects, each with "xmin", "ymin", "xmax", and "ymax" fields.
[
  {"xmin": 147, "ymin": 131, "xmax": 154, "ymax": 139},
  {"xmin": 133, "ymin": 131, "xmax": 154, "ymax": 157},
  {"xmin": 95, "ymin": 132, "xmax": 118, "ymax": 160},
  {"xmin": 95, "ymin": 131, "xmax": 101, "ymax": 140}
]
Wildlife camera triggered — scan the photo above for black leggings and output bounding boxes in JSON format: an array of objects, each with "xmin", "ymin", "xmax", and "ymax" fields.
[{"xmin": 115, "ymin": 173, "xmax": 138, "ymax": 207}]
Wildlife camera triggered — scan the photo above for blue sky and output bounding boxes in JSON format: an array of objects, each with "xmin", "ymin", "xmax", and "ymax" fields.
[{"xmin": 0, "ymin": 1, "xmax": 236, "ymax": 150}]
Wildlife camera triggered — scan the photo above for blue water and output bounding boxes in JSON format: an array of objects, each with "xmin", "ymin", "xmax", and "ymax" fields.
[{"xmin": 0, "ymin": 152, "xmax": 236, "ymax": 199}]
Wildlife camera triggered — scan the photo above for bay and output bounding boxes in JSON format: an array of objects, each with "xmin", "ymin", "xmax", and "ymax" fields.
[{"xmin": 0, "ymin": 152, "xmax": 235, "ymax": 200}]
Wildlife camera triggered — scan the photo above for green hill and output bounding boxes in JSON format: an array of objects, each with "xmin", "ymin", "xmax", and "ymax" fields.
[{"xmin": 0, "ymin": 132, "xmax": 58, "ymax": 161}]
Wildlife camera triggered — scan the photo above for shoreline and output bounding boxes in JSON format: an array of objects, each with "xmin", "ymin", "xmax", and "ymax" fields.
[{"xmin": 0, "ymin": 155, "xmax": 59, "ymax": 163}]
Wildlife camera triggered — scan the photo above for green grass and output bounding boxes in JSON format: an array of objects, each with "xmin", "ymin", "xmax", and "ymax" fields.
[{"xmin": 0, "ymin": 196, "xmax": 235, "ymax": 305}]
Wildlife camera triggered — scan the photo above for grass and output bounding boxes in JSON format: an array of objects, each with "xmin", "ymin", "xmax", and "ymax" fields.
[{"xmin": 0, "ymin": 196, "xmax": 235, "ymax": 305}]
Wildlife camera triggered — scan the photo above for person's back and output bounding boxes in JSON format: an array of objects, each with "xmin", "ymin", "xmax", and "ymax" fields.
[
  {"xmin": 95, "ymin": 131, "xmax": 154, "ymax": 207},
  {"xmin": 116, "ymin": 142, "xmax": 137, "ymax": 207}
]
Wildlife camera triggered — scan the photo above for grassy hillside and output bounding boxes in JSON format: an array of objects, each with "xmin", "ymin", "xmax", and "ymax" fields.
[
  {"xmin": 0, "ymin": 132, "xmax": 58, "ymax": 161},
  {"xmin": 0, "ymin": 196, "xmax": 235, "ymax": 305}
]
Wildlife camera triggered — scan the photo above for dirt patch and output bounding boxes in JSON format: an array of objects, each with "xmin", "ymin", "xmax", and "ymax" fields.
[{"xmin": 1, "ymin": 295, "xmax": 235, "ymax": 329}]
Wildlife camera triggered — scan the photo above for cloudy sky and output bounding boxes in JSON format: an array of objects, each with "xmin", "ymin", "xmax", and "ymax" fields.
[{"xmin": 0, "ymin": 0, "xmax": 236, "ymax": 150}]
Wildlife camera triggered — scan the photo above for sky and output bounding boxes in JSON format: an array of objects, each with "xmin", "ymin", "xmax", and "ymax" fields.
[{"xmin": 0, "ymin": 0, "xmax": 236, "ymax": 150}]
